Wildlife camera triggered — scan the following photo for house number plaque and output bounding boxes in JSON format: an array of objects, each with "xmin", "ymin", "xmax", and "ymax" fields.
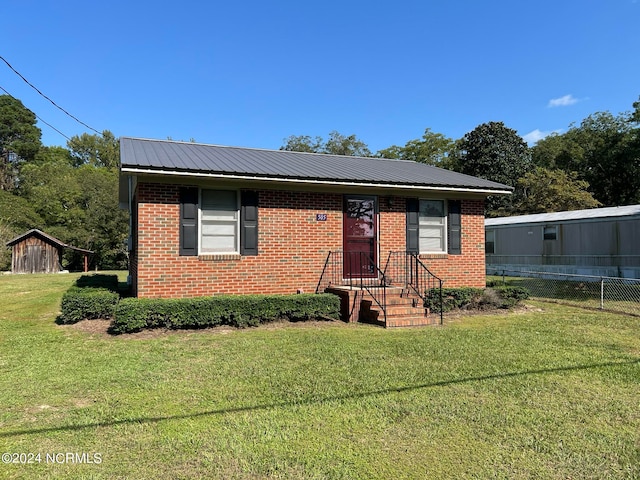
[{"xmin": 316, "ymin": 214, "xmax": 328, "ymax": 221}]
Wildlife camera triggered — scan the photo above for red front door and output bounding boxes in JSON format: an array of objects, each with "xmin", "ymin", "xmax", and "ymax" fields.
[{"xmin": 343, "ymin": 196, "xmax": 377, "ymax": 278}]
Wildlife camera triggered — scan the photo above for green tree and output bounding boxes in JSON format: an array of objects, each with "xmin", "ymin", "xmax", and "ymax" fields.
[
  {"xmin": 281, "ymin": 131, "xmax": 371, "ymax": 156},
  {"xmin": 0, "ymin": 95, "xmax": 42, "ymax": 191},
  {"xmin": 67, "ymin": 130, "xmax": 120, "ymax": 169},
  {"xmin": 280, "ymin": 134, "xmax": 323, "ymax": 153},
  {"xmin": 19, "ymin": 152, "xmax": 84, "ymax": 234},
  {"xmin": 19, "ymin": 144, "xmax": 128, "ymax": 270},
  {"xmin": 376, "ymin": 128, "xmax": 455, "ymax": 166},
  {"xmin": 631, "ymin": 95, "xmax": 640, "ymax": 123},
  {"xmin": 323, "ymin": 131, "xmax": 371, "ymax": 157},
  {"xmin": 454, "ymin": 121, "xmax": 532, "ymax": 214},
  {"xmin": 73, "ymin": 165, "xmax": 128, "ymax": 269},
  {"xmin": 532, "ymin": 108, "xmax": 640, "ymax": 206},
  {"xmin": 512, "ymin": 167, "xmax": 601, "ymax": 215}
]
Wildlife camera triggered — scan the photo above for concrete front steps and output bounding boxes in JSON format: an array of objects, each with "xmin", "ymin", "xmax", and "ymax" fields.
[{"xmin": 359, "ymin": 287, "xmax": 438, "ymax": 328}]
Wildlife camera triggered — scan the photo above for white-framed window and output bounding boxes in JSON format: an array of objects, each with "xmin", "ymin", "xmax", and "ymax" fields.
[
  {"xmin": 200, "ymin": 189, "xmax": 239, "ymax": 253},
  {"xmin": 418, "ymin": 199, "xmax": 447, "ymax": 253}
]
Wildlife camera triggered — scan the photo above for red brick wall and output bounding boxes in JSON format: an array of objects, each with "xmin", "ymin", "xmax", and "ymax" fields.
[
  {"xmin": 132, "ymin": 183, "xmax": 486, "ymax": 298},
  {"xmin": 378, "ymin": 196, "xmax": 486, "ymax": 288}
]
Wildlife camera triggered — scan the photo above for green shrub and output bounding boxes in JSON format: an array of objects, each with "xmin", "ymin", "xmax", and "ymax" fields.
[
  {"xmin": 74, "ymin": 274, "xmax": 119, "ymax": 291},
  {"xmin": 425, "ymin": 287, "xmax": 484, "ymax": 313},
  {"xmin": 110, "ymin": 294, "xmax": 341, "ymax": 334},
  {"xmin": 425, "ymin": 286, "xmax": 530, "ymax": 313},
  {"xmin": 492, "ymin": 285, "xmax": 530, "ymax": 307},
  {"xmin": 58, "ymin": 287, "xmax": 120, "ymax": 324}
]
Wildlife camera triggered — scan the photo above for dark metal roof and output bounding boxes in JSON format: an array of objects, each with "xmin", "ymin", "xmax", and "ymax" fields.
[
  {"xmin": 6, "ymin": 229, "xmax": 94, "ymax": 253},
  {"xmin": 120, "ymin": 137, "xmax": 512, "ymax": 193}
]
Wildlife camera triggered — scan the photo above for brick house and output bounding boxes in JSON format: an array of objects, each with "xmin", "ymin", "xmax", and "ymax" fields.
[{"xmin": 119, "ymin": 137, "xmax": 510, "ymax": 326}]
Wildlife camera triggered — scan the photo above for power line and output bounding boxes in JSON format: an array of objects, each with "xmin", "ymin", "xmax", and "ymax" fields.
[
  {"xmin": 0, "ymin": 55, "xmax": 102, "ymax": 136},
  {"xmin": 0, "ymin": 84, "xmax": 71, "ymax": 141}
]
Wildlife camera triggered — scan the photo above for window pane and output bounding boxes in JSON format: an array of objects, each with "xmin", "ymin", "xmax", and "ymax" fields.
[
  {"xmin": 202, "ymin": 221, "xmax": 236, "ymax": 236},
  {"xmin": 543, "ymin": 226, "xmax": 557, "ymax": 240},
  {"xmin": 418, "ymin": 200, "xmax": 445, "ymax": 252},
  {"xmin": 202, "ymin": 210, "xmax": 237, "ymax": 221},
  {"xmin": 202, "ymin": 234, "xmax": 236, "ymax": 252},
  {"xmin": 419, "ymin": 226, "xmax": 444, "ymax": 251},
  {"xmin": 202, "ymin": 190, "xmax": 236, "ymax": 210},
  {"xmin": 201, "ymin": 189, "xmax": 238, "ymax": 253},
  {"xmin": 485, "ymin": 229, "xmax": 495, "ymax": 254},
  {"xmin": 419, "ymin": 200, "xmax": 444, "ymax": 219}
]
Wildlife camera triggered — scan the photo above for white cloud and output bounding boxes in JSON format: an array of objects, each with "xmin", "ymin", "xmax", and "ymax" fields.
[
  {"xmin": 547, "ymin": 94, "xmax": 579, "ymax": 108},
  {"xmin": 523, "ymin": 129, "xmax": 563, "ymax": 145}
]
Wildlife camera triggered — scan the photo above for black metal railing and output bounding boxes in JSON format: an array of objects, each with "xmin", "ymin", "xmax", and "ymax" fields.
[
  {"xmin": 316, "ymin": 250, "xmax": 444, "ymax": 325},
  {"xmin": 384, "ymin": 251, "xmax": 443, "ymax": 325},
  {"xmin": 315, "ymin": 250, "xmax": 388, "ymax": 322}
]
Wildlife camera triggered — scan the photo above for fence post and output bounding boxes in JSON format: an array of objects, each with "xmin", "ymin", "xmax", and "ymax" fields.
[{"xmin": 600, "ymin": 278, "xmax": 604, "ymax": 310}]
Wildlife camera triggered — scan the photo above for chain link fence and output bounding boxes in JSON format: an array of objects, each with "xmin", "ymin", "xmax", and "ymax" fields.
[{"xmin": 487, "ymin": 268, "xmax": 640, "ymax": 317}]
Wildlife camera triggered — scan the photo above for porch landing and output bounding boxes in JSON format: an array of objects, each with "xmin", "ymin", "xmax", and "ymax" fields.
[{"xmin": 325, "ymin": 285, "xmax": 439, "ymax": 328}]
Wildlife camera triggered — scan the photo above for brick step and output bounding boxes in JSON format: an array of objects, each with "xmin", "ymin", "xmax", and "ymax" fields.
[
  {"xmin": 360, "ymin": 304, "xmax": 427, "ymax": 320},
  {"xmin": 386, "ymin": 304, "xmax": 427, "ymax": 317},
  {"xmin": 360, "ymin": 309, "xmax": 438, "ymax": 328},
  {"xmin": 361, "ymin": 296, "xmax": 418, "ymax": 307},
  {"xmin": 385, "ymin": 316, "xmax": 440, "ymax": 328},
  {"xmin": 360, "ymin": 298, "xmax": 425, "ymax": 317},
  {"xmin": 362, "ymin": 289, "xmax": 421, "ymax": 305}
]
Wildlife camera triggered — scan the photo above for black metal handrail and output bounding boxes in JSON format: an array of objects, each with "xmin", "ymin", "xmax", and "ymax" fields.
[
  {"xmin": 315, "ymin": 250, "xmax": 388, "ymax": 323},
  {"xmin": 384, "ymin": 251, "xmax": 443, "ymax": 325}
]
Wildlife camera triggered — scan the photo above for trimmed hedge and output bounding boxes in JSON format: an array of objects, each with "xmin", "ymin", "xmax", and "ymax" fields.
[
  {"xmin": 74, "ymin": 274, "xmax": 119, "ymax": 291},
  {"xmin": 58, "ymin": 274, "xmax": 121, "ymax": 324},
  {"xmin": 110, "ymin": 293, "xmax": 341, "ymax": 334},
  {"xmin": 425, "ymin": 286, "xmax": 530, "ymax": 313},
  {"xmin": 58, "ymin": 286, "xmax": 120, "ymax": 324}
]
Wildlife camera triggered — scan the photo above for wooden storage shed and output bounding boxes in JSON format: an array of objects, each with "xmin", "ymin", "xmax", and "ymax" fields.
[{"xmin": 5, "ymin": 229, "xmax": 93, "ymax": 274}]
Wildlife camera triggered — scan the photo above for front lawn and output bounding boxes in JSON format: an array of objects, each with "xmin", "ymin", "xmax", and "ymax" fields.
[{"xmin": 1, "ymin": 273, "xmax": 639, "ymax": 479}]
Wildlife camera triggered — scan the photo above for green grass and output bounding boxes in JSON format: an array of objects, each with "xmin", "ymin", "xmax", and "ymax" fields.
[
  {"xmin": 1, "ymin": 273, "xmax": 639, "ymax": 479},
  {"xmin": 488, "ymin": 274, "xmax": 640, "ymax": 317}
]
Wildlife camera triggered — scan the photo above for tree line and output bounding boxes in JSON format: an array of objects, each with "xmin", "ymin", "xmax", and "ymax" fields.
[
  {"xmin": 1, "ymin": 95, "xmax": 127, "ymax": 271},
  {"xmin": 282, "ymin": 96, "xmax": 640, "ymax": 216},
  {"xmin": 1, "ymin": 94, "xmax": 638, "ymax": 271}
]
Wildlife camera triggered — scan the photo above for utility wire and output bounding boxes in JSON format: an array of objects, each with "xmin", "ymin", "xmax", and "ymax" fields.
[
  {"xmin": 0, "ymin": 55, "xmax": 101, "ymax": 136},
  {"xmin": 0, "ymin": 84, "xmax": 71, "ymax": 141}
]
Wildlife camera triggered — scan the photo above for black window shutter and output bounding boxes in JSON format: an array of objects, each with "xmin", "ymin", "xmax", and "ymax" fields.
[
  {"xmin": 448, "ymin": 200, "xmax": 462, "ymax": 255},
  {"xmin": 241, "ymin": 191, "xmax": 259, "ymax": 256},
  {"xmin": 179, "ymin": 187, "xmax": 198, "ymax": 256},
  {"xmin": 406, "ymin": 198, "xmax": 419, "ymax": 254}
]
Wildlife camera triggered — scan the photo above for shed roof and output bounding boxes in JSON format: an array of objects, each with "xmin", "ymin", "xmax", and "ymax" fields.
[
  {"xmin": 5, "ymin": 229, "xmax": 94, "ymax": 254},
  {"xmin": 120, "ymin": 137, "xmax": 512, "ymax": 194},
  {"xmin": 485, "ymin": 204, "xmax": 640, "ymax": 227}
]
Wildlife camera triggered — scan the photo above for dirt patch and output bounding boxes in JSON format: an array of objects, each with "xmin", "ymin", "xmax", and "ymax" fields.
[
  {"xmin": 66, "ymin": 319, "xmax": 113, "ymax": 336},
  {"xmin": 63, "ymin": 318, "xmax": 341, "ymax": 339},
  {"xmin": 441, "ymin": 302, "xmax": 543, "ymax": 322},
  {"xmin": 63, "ymin": 305, "xmax": 538, "ymax": 338}
]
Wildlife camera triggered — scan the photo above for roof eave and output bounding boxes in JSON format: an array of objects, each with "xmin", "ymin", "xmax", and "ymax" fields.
[{"xmin": 120, "ymin": 166, "xmax": 513, "ymax": 196}]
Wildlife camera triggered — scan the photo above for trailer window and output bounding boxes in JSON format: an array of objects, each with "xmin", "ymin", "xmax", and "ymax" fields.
[{"xmin": 543, "ymin": 226, "xmax": 557, "ymax": 240}]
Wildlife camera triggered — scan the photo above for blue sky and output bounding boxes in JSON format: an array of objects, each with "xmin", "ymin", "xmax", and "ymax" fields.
[{"xmin": 2, "ymin": 0, "xmax": 639, "ymax": 152}]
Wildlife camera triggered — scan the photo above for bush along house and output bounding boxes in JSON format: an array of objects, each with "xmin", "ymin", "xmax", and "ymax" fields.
[{"xmin": 119, "ymin": 137, "xmax": 511, "ymax": 327}]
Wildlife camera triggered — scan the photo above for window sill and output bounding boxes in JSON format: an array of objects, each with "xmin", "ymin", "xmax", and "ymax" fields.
[
  {"xmin": 198, "ymin": 254, "xmax": 242, "ymax": 261},
  {"xmin": 419, "ymin": 253, "xmax": 448, "ymax": 259}
]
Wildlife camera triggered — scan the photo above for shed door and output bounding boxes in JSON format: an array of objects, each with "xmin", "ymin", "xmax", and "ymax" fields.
[
  {"xmin": 343, "ymin": 196, "xmax": 377, "ymax": 278},
  {"xmin": 26, "ymin": 245, "xmax": 45, "ymax": 273}
]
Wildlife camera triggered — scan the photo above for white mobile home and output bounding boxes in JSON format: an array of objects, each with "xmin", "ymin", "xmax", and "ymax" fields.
[{"xmin": 485, "ymin": 205, "xmax": 640, "ymax": 278}]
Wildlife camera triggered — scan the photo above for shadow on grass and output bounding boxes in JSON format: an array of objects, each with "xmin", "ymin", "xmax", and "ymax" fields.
[{"xmin": 2, "ymin": 358, "xmax": 638, "ymax": 438}]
